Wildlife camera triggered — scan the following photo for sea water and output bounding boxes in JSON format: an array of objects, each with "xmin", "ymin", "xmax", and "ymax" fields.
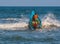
[{"xmin": 0, "ymin": 6, "xmax": 60, "ymax": 44}]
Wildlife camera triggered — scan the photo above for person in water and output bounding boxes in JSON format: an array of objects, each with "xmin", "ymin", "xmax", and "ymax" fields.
[{"xmin": 32, "ymin": 13, "xmax": 40, "ymax": 29}]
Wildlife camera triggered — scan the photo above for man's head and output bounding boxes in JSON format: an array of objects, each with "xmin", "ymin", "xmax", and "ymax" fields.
[
  {"xmin": 33, "ymin": 13, "xmax": 38, "ymax": 19},
  {"xmin": 32, "ymin": 13, "xmax": 38, "ymax": 21}
]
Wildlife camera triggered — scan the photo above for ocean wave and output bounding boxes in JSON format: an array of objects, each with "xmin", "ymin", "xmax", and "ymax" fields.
[
  {"xmin": 0, "ymin": 13, "xmax": 60, "ymax": 30},
  {"xmin": 42, "ymin": 13, "xmax": 60, "ymax": 28}
]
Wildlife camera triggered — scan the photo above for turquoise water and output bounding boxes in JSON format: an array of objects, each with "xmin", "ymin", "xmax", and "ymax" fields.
[{"xmin": 0, "ymin": 6, "xmax": 60, "ymax": 44}]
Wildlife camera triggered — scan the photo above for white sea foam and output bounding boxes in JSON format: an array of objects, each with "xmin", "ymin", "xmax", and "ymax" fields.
[
  {"xmin": 0, "ymin": 22, "xmax": 28, "ymax": 30},
  {"xmin": 42, "ymin": 13, "xmax": 60, "ymax": 28},
  {"xmin": 0, "ymin": 18, "xmax": 29, "ymax": 30},
  {"xmin": 0, "ymin": 13, "xmax": 60, "ymax": 30}
]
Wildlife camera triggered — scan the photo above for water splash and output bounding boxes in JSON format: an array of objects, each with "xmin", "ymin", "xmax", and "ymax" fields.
[
  {"xmin": 0, "ymin": 18, "xmax": 28, "ymax": 30},
  {"xmin": 0, "ymin": 13, "xmax": 60, "ymax": 30},
  {"xmin": 42, "ymin": 13, "xmax": 60, "ymax": 28}
]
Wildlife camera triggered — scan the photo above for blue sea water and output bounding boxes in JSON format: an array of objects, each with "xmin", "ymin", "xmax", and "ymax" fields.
[{"xmin": 0, "ymin": 6, "xmax": 60, "ymax": 44}]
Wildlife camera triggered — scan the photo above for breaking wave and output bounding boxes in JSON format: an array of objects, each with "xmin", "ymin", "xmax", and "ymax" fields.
[
  {"xmin": 42, "ymin": 13, "xmax": 60, "ymax": 28},
  {"xmin": 0, "ymin": 13, "xmax": 60, "ymax": 30}
]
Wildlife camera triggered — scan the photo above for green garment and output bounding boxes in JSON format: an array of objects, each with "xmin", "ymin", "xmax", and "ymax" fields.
[
  {"xmin": 35, "ymin": 18, "xmax": 40, "ymax": 23},
  {"xmin": 32, "ymin": 18, "xmax": 40, "ymax": 25}
]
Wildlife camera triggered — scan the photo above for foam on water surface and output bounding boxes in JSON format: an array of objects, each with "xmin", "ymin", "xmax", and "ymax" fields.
[{"xmin": 0, "ymin": 13, "xmax": 60, "ymax": 30}]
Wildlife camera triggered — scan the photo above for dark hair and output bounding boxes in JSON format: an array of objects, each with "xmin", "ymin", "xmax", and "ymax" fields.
[{"xmin": 35, "ymin": 13, "xmax": 38, "ymax": 15}]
